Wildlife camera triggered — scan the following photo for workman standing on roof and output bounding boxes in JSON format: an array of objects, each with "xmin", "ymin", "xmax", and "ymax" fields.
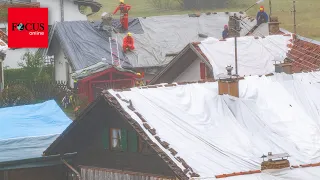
[
  {"xmin": 123, "ymin": 32, "xmax": 135, "ymax": 53},
  {"xmin": 256, "ymin": 6, "xmax": 269, "ymax": 26},
  {"xmin": 113, "ymin": 0, "xmax": 131, "ymax": 32},
  {"xmin": 222, "ymin": 25, "xmax": 229, "ymax": 39}
]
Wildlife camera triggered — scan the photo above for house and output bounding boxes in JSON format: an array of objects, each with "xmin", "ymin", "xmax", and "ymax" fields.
[
  {"xmin": 149, "ymin": 34, "xmax": 293, "ymax": 84},
  {"xmin": 149, "ymin": 16, "xmax": 320, "ymax": 84},
  {"xmin": 48, "ymin": 12, "xmax": 257, "ymax": 96},
  {"xmin": 2, "ymin": 0, "xmax": 102, "ymax": 69},
  {"xmin": 41, "ymin": 68, "xmax": 320, "ymax": 179},
  {"xmin": 0, "ymin": 29, "xmax": 8, "ymax": 91},
  {"xmin": 0, "ymin": 100, "xmax": 72, "ymax": 180}
]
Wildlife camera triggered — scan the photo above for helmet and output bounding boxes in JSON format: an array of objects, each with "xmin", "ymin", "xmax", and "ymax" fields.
[
  {"xmin": 260, "ymin": 6, "xmax": 264, "ymax": 11},
  {"xmin": 101, "ymin": 12, "xmax": 107, "ymax": 17},
  {"xmin": 136, "ymin": 72, "xmax": 141, "ymax": 76},
  {"xmin": 120, "ymin": 0, "xmax": 124, "ymax": 3},
  {"xmin": 127, "ymin": 32, "xmax": 132, "ymax": 36}
]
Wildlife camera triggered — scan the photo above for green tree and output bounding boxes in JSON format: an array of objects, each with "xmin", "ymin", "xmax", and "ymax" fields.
[{"xmin": 18, "ymin": 51, "xmax": 53, "ymax": 81}]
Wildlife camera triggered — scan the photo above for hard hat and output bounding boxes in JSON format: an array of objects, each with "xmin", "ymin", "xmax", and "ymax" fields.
[
  {"xmin": 260, "ymin": 6, "xmax": 264, "ymax": 10},
  {"xmin": 127, "ymin": 32, "xmax": 132, "ymax": 36},
  {"xmin": 101, "ymin": 12, "xmax": 107, "ymax": 17},
  {"xmin": 136, "ymin": 72, "xmax": 141, "ymax": 76},
  {"xmin": 120, "ymin": 0, "xmax": 124, "ymax": 3}
]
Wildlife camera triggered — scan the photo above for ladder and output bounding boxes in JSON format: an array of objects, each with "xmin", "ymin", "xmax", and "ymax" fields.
[{"xmin": 108, "ymin": 35, "xmax": 121, "ymax": 68}]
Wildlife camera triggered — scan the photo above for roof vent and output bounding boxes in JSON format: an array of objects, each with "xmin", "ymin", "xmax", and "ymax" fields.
[
  {"xmin": 261, "ymin": 152, "xmax": 290, "ymax": 171},
  {"xmin": 218, "ymin": 66, "xmax": 239, "ymax": 97}
]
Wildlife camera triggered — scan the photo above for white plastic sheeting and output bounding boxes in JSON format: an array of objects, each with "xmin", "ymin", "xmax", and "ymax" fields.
[
  {"xmin": 109, "ymin": 72, "xmax": 320, "ymax": 179},
  {"xmin": 198, "ymin": 35, "xmax": 292, "ymax": 78}
]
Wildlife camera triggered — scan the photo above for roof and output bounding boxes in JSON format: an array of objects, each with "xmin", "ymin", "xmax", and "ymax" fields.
[
  {"xmin": 51, "ymin": 12, "xmax": 254, "ymax": 71},
  {"xmin": 0, "ymin": 100, "xmax": 71, "ymax": 163},
  {"xmin": 198, "ymin": 35, "xmax": 293, "ymax": 77},
  {"xmin": 288, "ymin": 38, "xmax": 320, "ymax": 72},
  {"xmin": 53, "ymin": 20, "xmax": 139, "ymax": 71},
  {"xmin": 150, "ymin": 34, "xmax": 293, "ymax": 84},
  {"xmin": 0, "ymin": 153, "xmax": 75, "ymax": 171},
  {"xmin": 105, "ymin": 71, "xmax": 320, "ymax": 179}
]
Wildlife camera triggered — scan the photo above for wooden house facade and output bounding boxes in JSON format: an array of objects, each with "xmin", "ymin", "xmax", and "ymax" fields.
[{"xmin": 43, "ymin": 98, "xmax": 178, "ymax": 180}]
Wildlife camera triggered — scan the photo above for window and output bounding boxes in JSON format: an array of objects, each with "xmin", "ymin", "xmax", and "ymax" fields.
[
  {"xmin": 103, "ymin": 127, "xmax": 137, "ymax": 152},
  {"xmin": 111, "ymin": 128, "xmax": 122, "ymax": 150}
]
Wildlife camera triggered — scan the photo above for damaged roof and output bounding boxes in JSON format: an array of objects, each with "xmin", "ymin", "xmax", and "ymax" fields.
[
  {"xmin": 51, "ymin": 12, "xmax": 255, "ymax": 71},
  {"xmin": 106, "ymin": 71, "xmax": 320, "ymax": 179}
]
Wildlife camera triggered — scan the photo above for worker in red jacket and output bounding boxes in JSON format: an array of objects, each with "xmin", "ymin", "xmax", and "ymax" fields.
[
  {"xmin": 123, "ymin": 32, "xmax": 135, "ymax": 53},
  {"xmin": 113, "ymin": 0, "xmax": 131, "ymax": 31}
]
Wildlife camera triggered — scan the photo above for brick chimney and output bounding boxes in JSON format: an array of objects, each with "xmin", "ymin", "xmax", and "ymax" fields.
[
  {"xmin": 228, "ymin": 14, "xmax": 241, "ymax": 37},
  {"xmin": 269, "ymin": 16, "xmax": 280, "ymax": 35},
  {"xmin": 274, "ymin": 59, "xmax": 292, "ymax": 74},
  {"xmin": 218, "ymin": 66, "xmax": 239, "ymax": 97}
]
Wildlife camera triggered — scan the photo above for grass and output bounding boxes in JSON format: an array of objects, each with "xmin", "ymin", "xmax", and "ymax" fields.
[{"xmin": 91, "ymin": 0, "xmax": 320, "ymax": 40}]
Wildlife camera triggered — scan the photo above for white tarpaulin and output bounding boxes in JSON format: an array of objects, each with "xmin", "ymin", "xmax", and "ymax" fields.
[
  {"xmin": 109, "ymin": 71, "xmax": 320, "ymax": 179},
  {"xmin": 198, "ymin": 35, "xmax": 292, "ymax": 78}
]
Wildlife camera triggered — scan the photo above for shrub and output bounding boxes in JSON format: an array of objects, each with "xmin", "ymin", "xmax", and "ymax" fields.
[{"xmin": 0, "ymin": 84, "xmax": 35, "ymax": 107}]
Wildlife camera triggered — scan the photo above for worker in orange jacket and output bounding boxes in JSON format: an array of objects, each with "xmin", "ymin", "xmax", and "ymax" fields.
[
  {"xmin": 123, "ymin": 32, "xmax": 135, "ymax": 53},
  {"xmin": 113, "ymin": 0, "xmax": 131, "ymax": 31}
]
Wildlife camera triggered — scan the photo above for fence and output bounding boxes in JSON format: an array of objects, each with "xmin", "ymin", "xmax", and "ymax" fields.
[{"xmin": 4, "ymin": 80, "xmax": 69, "ymax": 101}]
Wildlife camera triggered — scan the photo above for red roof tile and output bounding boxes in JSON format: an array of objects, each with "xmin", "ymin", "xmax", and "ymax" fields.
[{"xmin": 288, "ymin": 39, "xmax": 320, "ymax": 72}]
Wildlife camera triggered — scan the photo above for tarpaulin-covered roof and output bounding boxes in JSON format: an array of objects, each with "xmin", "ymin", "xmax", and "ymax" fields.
[
  {"xmin": 0, "ymin": 100, "xmax": 71, "ymax": 163},
  {"xmin": 107, "ymin": 71, "xmax": 320, "ymax": 179},
  {"xmin": 53, "ymin": 13, "xmax": 255, "ymax": 71},
  {"xmin": 198, "ymin": 34, "xmax": 293, "ymax": 77}
]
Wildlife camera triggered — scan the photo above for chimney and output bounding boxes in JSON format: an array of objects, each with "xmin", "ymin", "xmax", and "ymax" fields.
[
  {"xmin": 269, "ymin": 16, "xmax": 280, "ymax": 35},
  {"xmin": 274, "ymin": 59, "xmax": 292, "ymax": 74},
  {"xmin": 228, "ymin": 14, "xmax": 240, "ymax": 37},
  {"xmin": 261, "ymin": 152, "xmax": 290, "ymax": 171},
  {"xmin": 218, "ymin": 66, "xmax": 239, "ymax": 97}
]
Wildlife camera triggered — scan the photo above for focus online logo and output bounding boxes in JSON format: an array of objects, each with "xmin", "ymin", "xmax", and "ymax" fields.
[{"xmin": 11, "ymin": 22, "xmax": 45, "ymax": 35}]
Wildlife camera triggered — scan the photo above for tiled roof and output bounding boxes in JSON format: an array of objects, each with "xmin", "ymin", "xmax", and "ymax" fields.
[{"xmin": 288, "ymin": 38, "xmax": 320, "ymax": 72}]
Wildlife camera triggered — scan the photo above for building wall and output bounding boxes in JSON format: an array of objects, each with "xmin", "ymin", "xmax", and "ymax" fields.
[
  {"xmin": 50, "ymin": 99, "xmax": 176, "ymax": 177},
  {"xmin": 0, "ymin": 58, "xmax": 3, "ymax": 91},
  {"xmin": 173, "ymin": 58, "xmax": 201, "ymax": 82},
  {"xmin": 81, "ymin": 167, "xmax": 175, "ymax": 180},
  {"xmin": 54, "ymin": 48, "xmax": 74, "ymax": 88},
  {"xmin": 38, "ymin": 0, "xmax": 86, "ymax": 25}
]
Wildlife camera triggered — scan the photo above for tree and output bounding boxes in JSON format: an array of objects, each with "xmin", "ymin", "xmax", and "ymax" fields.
[{"xmin": 18, "ymin": 51, "xmax": 53, "ymax": 81}]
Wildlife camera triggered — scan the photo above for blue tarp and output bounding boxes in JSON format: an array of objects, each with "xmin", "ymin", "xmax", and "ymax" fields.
[{"xmin": 0, "ymin": 100, "xmax": 71, "ymax": 162}]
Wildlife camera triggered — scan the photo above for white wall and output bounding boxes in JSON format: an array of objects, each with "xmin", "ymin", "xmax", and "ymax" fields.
[
  {"xmin": 54, "ymin": 48, "xmax": 74, "ymax": 88},
  {"xmin": 38, "ymin": 0, "xmax": 87, "ymax": 25},
  {"xmin": 0, "ymin": 59, "xmax": 3, "ymax": 91},
  {"xmin": 174, "ymin": 58, "xmax": 201, "ymax": 82}
]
